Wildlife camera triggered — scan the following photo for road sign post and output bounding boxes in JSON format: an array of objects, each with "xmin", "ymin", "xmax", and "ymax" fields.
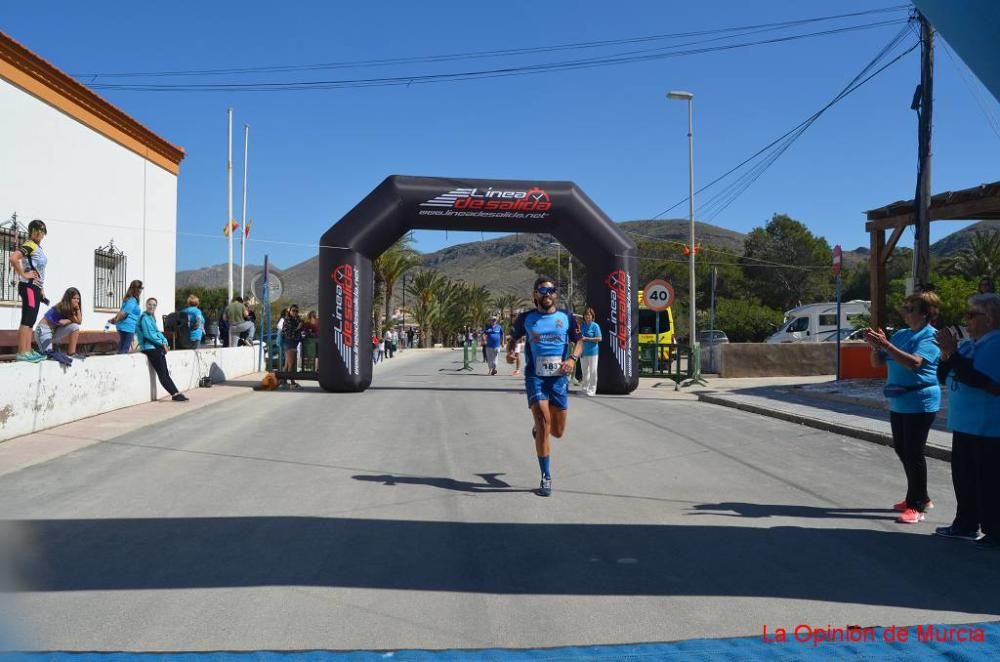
[
  {"xmin": 833, "ymin": 245, "xmax": 843, "ymax": 381},
  {"xmin": 643, "ymin": 279, "xmax": 675, "ymax": 375}
]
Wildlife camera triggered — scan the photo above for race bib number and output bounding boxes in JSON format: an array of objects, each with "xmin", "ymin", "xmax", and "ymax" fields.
[{"xmin": 535, "ymin": 355, "xmax": 564, "ymax": 377}]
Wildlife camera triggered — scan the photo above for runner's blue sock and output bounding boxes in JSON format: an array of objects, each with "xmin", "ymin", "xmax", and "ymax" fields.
[{"xmin": 538, "ymin": 456, "xmax": 550, "ymax": 479}]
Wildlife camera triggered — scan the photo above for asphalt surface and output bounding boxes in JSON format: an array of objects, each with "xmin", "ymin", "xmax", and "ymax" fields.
[{"xmin": 1, "ymin": 349, "xmax": 998, "ymax": 652}]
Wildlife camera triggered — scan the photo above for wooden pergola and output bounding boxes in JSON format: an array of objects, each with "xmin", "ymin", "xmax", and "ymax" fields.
[{"xmin": 866, "ymin": 181, "xmax": 1000, "ymax": 329}]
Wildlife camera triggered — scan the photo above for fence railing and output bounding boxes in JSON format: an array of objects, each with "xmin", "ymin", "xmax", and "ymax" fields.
[{"xmin": 638, "ymin": 341, "xmax": 701, "ymax": 384}]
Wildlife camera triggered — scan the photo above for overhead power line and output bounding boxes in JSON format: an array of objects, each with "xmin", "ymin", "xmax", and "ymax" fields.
[
  {"xmin": 85, "ymin": 19, "xmax": 907, "ymax": 92},
  {"xmin": 75, "ymin": 5, "xmax": 909, "ymax": 80},
  {"xmin": 652, "ymin": 25, "xmax": 919, "ymax": 222}
]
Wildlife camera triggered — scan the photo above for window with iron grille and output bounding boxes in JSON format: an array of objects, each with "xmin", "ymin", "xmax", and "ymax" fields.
[
  {"xmin": 1, "ymin": 218, "xmax": 27, "ymax": 305},
  {"xmin": 94, "ymin": 241, "xmax": 127, "ymax": 312}
]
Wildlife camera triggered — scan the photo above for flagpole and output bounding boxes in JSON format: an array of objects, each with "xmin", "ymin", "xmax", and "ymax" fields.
[
  {"xmin": 240, "ymin": 124, "xmax": 249, "ymax": 298},
  {"xmin": 227, "ymin": 107, "xmax": 234, "ymax": 303}
]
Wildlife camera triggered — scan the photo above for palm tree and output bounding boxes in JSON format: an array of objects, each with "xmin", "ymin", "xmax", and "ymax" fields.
[
  {"xmin": 406, "ymin": 270, "xmax": 447, "ymax": 347},
  {"xmin": 941, "ymin": 231, "xmax": 1000, "ymax": 283},
  {"xmin": 374, "ymin": 238, "xmax": 421, "ymax": 332},
  {"xmin": 434, "ymin": 279, "xmax": 469, "ymax": 346},
  {"xmin": 465, "ymin": 284, "xmax": 494, "ymax": 333}
]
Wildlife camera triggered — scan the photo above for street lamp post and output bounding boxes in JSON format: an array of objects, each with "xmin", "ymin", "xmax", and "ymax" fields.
[
  {"xmin": 549, "ymin": 241, "xmax": 575, "ymax": 311},
  {"xmin": 549, "ymin": 241, "xmax": 562, "ymax": 293},
  {"xmin": 667, "ymin": 90, "xmax": 696, "ymax": 357}
]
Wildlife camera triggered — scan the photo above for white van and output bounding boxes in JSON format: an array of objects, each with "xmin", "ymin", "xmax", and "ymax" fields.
[{"xmin": 766, "ymin": 300, "xmax": 870, "ymax": 344}]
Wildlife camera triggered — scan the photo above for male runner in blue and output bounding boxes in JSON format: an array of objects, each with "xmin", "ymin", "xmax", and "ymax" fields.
[{"xmin": 507, "ymin": 277, "xmax": 583, "ymax": 497}]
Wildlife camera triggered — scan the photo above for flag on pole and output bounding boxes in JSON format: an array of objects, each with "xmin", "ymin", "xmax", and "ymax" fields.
[
  {"xmin": 223, "ymin": 219, "xmax": 239, "ymax": 236},
  {"xmin": 244, "ymin": 220, "xmax": 251, "ymax": 238}
]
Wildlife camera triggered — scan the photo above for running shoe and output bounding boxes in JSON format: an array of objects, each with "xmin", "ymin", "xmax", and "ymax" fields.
[
  {"xmin": 935, "ymin": 525, "xmax": 984, "ymax": 541},
  {"xmin": 893, "ymin": 499, "xmax": 933, "ymax": 512},
  {"xmin": 291, "ymin": 382, "xmax": 302, "ymax": 390},
  {"xmin": 171, "ymin": 393, "xmax": 189, "ymax": 402},
  {"xmin": 537, "ymin": 476, "xmax": 552, "ymax": 497},
  {"xmin": 15, "ymin": 352, "xmax": 45, "ymax": 363},
  {"xmin": 512, "ymin": 370, "xmax": 520, "ymax": 376},
  {"xmin": 896, "ymin": 508, "xmax": 925, "ymax": 524}
]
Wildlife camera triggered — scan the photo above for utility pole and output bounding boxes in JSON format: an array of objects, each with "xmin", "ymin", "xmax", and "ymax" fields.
[
  {"xmin": 911, "ymin": 12, "xmax": 934, "ymax": 290},
  {"xmin": 227, "ymin": 108, "xmax": 234, "ymax": 303}
]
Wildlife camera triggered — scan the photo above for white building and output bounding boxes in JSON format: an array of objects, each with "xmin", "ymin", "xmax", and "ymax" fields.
[{"xmin": 0, "ymin": 31, "xmax": 184, "ymax": 332}]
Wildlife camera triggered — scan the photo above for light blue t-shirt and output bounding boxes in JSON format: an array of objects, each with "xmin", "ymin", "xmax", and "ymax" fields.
[
  {"xmin": 947, "ymin": 330, "xmax": 1000, "ymax": 437},
  {"xmin": 182, "ymin": 306, "xmax": 205, "ymax": 342},
  {"xmin": 116, "ymin": 296, "xmax": 141, "ymax": 334},
  {"xmin": 581, "ymin": 320, "xmax": 602, "ymax": 357},
  {"xmin": 483, "ymin": 323, "xmax": 504, "ymax": 349},
  {"xmin": 512, "ymin": 309, "xmax": 582, "ymax": 378},
  {"xmin": 885, "ymin": 325, "xmax": 941, "ymax": 414}
]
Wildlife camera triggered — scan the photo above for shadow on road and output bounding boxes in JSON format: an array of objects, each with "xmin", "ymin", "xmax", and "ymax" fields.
[
  {"xmin": 4, "ymin": 516, "xmax": 999, "ymax": 616},
  {"xmin": 352, "ymin": 472, "xmax": 531, "ymax": 494},
  {"xmin": 690, "ymin": 502, "xmax": 896, "ymax": 521}
]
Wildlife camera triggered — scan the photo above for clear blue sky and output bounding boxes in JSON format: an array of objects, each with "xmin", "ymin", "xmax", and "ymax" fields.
[{"xmin": 4, "ymin": 1, "xmax": 999, "ymax": 271}]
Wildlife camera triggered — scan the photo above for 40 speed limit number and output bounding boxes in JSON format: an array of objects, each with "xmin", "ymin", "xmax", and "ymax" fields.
[{"xmin": 642, "ymin": 279, "xmax": 675, "ymax": 311}]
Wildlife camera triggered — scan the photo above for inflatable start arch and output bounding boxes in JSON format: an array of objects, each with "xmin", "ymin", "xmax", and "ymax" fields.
[{"xmin": 319, "ymin": 176, "xmax": 639, "ymax": 394}]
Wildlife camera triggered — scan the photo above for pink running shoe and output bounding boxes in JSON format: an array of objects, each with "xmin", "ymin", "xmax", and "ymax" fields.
[
  {"xmin": 897, "ymin": 508, "xmax": 925, "ymax": 524},
  {"xmin": 894, "ymin": 500, "xmax": 934, "ymax": 512}
]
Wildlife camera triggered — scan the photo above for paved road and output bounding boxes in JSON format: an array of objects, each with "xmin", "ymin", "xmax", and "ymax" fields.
[{"xmin": 1, "ymin": 349, "xmax": 998, "ymax": 652}]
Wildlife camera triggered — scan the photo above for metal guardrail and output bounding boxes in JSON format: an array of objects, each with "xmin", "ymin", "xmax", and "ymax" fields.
[{"xmin": 638, "ymin": 342, "xmax": 703, "ymax": 387}]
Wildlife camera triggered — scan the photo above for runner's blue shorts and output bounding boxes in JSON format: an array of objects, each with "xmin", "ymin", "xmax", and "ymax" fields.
[{"xmin": 525, "ymin": 374, "xmax": 569, "ymax": 410}]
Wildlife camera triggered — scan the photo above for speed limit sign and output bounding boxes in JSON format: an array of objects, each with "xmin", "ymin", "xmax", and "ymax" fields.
[{"xmin": 642, "ymin": 279, "xmax": 675, "ymax": 311}]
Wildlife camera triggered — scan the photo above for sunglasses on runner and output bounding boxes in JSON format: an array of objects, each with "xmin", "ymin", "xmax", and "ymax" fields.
[{"xmin": 536, "ymin": 286, "xmax": 557, "ymax": 296}]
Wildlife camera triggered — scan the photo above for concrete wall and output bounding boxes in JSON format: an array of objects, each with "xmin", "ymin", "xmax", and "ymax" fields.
[
  {"xmin": 0, "ymin": 347, "xmax": 257, "ymax": 442},
  {"xmin": 718, "ymin": 343, "xmax": 836, "ymax": 378},
  {"xmin": 0, "ymin": 77, "xmax": 178, "ymax": 330}
]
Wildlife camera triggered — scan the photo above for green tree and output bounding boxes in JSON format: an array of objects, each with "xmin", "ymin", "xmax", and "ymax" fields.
[
  {"xmin": 696, "ymin": 298, "xmax": 784, "ymax": 343},
  {"xmin": 374, "ymin": 238, "xmax": 421, "ymax": 331},
  {"xmin": 406, "ymin": 270, "xmax": 447, "ymax": 347},
  {"xmin": 741, "ymin": 213, "xmax": 833, "ymax": 310},
  {"xmin": 940, "ymin": 231, "xmax": 1000, "ymax": 283},
  {"xmin": 841, "ymin": 247, "xmax": 913, "ymax": 302},
  {"xmin": 465, "ymin": 283, "xmax": 494, "ymax": 333}
]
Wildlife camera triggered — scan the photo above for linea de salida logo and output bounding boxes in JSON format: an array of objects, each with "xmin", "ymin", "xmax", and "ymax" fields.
[
  {"xmin": 331, "ymin": 264, "xmax": 360, "ymax": 375},
  {"xmin": 420, "ymin": 186, "xmax": 552, "ymax": 211},
  {"xmin": 606, "ymin": 269, "xmax": 633, "ymax": 379}
]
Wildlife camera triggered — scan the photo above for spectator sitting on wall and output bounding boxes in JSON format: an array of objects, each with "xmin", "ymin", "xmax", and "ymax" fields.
[
  {"xmin": 35, "ymin": 286, "xmax": 83, "ymax": 359},
  {"xmin": 225, "ymin": 296, "xmax": 255, "ymax": 347},
  {"xmin": 180, "ymin": 294, "xmax": 205, "ymax": 347},
  {"xmin": 109, "ymin": 280, "xmax": 143, "ymax": 354},
  {"xmin": 241, "ymin": 302, "xmax": 258, "ymax": 343},
  {"xmin": 135, "ymin": 297, "xmax": 188, "ymax": 402}
]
